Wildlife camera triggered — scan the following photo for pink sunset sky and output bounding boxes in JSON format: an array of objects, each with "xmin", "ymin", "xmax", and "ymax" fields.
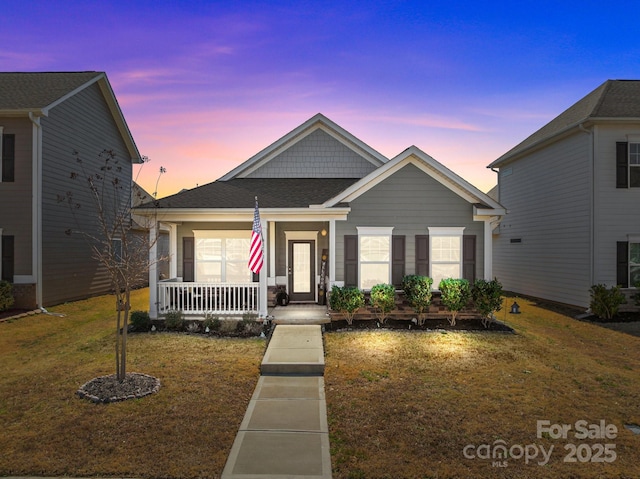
[{"xmin": 2, "ymin": 1, "xmax": 639, "ymax": 198}]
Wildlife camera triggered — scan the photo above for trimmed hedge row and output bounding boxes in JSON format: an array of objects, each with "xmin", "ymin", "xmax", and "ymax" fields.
[{"xmin": 330, "ymin": 276, "xmax": 503, "ymax": 328}]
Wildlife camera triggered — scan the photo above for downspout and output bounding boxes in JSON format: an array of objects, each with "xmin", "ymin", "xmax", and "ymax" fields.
[
  {"xmin": 579, "ymin": 122, "xmax": 595, "ymax": 288},
  {"xmin": 28, "ymin": 112, "xmax": 44, "ymax": 310}
]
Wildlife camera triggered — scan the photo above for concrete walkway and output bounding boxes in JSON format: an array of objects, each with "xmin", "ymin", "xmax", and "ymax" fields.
[{"xmin": 221, "ymin": 324, "xmax": 332, "ymax": 479}]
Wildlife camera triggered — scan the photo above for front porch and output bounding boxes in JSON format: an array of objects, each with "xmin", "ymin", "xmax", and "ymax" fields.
[{"xmin": 147, "ymin": 215, "xmax": 340, "ymax": 320}]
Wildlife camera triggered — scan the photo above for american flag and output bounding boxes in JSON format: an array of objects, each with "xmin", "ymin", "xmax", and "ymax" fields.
[{"xmin": 248, "ymin": 197, "xmax": 264, "ymax": 274}]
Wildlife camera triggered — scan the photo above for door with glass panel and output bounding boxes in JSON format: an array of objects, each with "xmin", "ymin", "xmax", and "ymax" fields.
[{"xmin": 288, "ymin": 240, "xmax": 315, "ymax": 302}]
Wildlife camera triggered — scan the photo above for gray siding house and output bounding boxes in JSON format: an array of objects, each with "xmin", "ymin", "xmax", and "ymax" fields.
[
  {"xmin": 489, "ymin": 80, "xmax": 640, "ymax": 309},
  {"xmin": 136, "ymin": 114, "xmax": 504, "ymax": 319},
  {"xmin": 0, "ymin": 72, "xmax": 142, "ymax": 308}
]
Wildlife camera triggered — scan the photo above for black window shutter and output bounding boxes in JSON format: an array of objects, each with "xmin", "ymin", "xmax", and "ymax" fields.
[
  {"xmin": 391, "ymin": 235, "xmax": 405, "ymax": 287},
  {"xmin": 415, "ymin": 235, "xmax": 429, "ymax": 277},
  {"xmin": 2, "ymin": 134, "xmax": 15, "ymax": 182},
  {"xmin": 463, "ymin": 235, "xmax": 476, "ymax": 282},
  {"xmin": 344, "ymin": 235, "xmax": 358, "ymax": 287},
  {"xmin": 616, "ymin": 142, "xmax": 628, "ymax": 189},
  {"xmin": 1, "ymin": 235, "xmax": 14, "ymax": 282},
  {"xmin": 617, "ymin": 241, "xmax": 629, "ymax": 287},
  {"xmin": 183, "ymin": 237, "xmax": 194, "ymax": 282}
]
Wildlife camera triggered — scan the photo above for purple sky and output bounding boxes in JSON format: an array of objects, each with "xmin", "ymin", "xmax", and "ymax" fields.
[{"xmin": 2, "ymin": 1, "xmax": 639, "ymax": 198}]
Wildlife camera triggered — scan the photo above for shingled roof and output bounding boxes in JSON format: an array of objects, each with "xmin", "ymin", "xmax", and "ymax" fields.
[
  {"xmin": 143, "ymin": 178, "xmax": 360, "ymax": 209},
  {"xmin": 489, "ymin": 80, "xmax": 640, "ymax": 167},
  {"xmin": 0, "ymin": 71, "xmax": 103, "ymax": 111}
]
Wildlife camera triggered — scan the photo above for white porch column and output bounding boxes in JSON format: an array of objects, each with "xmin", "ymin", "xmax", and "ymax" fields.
[
  {"xmin": 483, "ymin": 218, "xmax": 493, "ymax": 280},
  {"xmin": 169, "ymin": 223, "xmax": 178, "ymax": 279},
  {"xmin": 269, "ymin": 221, "xmax": 276, "ymax": 282},
  {"xmin": 259, "ymin": 218, "xmax": 268, "ymax": 318},
  {"xmin": 149, "ymin": 222, "xmax": 158, "ymax": 319},
  {"xmin": 329, "ymin": 219, "xmax": 336, "ymax": 287}
]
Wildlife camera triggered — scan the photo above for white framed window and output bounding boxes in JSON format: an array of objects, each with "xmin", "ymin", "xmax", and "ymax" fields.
[
  {"xmin": 428, "ymin": 227, "xmax": 465, "ymax": 289},
  {"xmin": 630, "ymin": 241, "xmax": 640, "ymax": 287},
  {"xmin": 630, "ymin": 143, "xmax": 640, "ymax": 187},
  {"xmin": 112, "ymin": 238, "xmax": 123, "ymax": 264},
  {"xmin": 193, "ymin": 230, "xmax": 251, "ymax": 283},
  {"xmin": 357, "ymin": 226, "xmax": 393, "ymax": 290}
]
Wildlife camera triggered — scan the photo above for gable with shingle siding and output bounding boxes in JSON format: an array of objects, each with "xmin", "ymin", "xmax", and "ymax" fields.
[{"xmin": 245, "ymin": 129, "xmax": 379, "ymax": 179}]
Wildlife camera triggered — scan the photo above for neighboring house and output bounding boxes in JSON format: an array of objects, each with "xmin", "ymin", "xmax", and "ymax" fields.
[
  {"xmin": 0, "ymin": 72, "xmax": 142, "ymax": 309},
  {"xmin": 489, "ymin": 80, "xmax": 640, "ymax": 310},
  {"xmin": 135, "ymin": 114, "xmax": 504, "ymax": 319}
]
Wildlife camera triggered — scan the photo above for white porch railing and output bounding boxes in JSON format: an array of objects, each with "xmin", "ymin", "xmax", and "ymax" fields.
[{"xmin": 158, "ymin": 280, "xmax": 259, "ymax": 316}]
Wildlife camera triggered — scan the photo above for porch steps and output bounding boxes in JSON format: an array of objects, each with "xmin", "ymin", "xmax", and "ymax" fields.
[
  {"xmin": 261, "ymin": 324, "xmax": 325, "ymax": 375},
  {"xmin": 221, "ymin": 325, "xmax": 332, "ymax": 479}
]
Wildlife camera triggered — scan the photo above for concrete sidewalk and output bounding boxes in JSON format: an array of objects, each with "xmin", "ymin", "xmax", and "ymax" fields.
[{"xmin": 221, "ymin": 325, "xmax": 332, "ymax": 479}]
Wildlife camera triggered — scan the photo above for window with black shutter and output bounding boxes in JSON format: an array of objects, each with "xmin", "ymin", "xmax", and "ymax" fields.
[
  {"xmin": 344, "ymin": 235, "xmax": 358, "ymax": 287},
  {"xmin": 415, "ymin": 235, "xmax": 429, "ymax": 277},
  {"xmin": 1, "ymin": 235, "xmax": 14, "ymax": 282},
  {"xmin": 2, "ymin": 134, "xmax": 15, "ymax": 183},
  {"xmin": 391, "ymin": 236, "xmax": 405, "ymax": 287},
  {"xmin": 182, "ymin": 237, "xmax": 194, "ymax": 282},
  {"xmin": 462, "ymin": 235, "xmax": 476, "ymax": 282},
  {"xmin": 617, "ymin": 142, "xmax": 640, "ymax": 188},
  {"xmin": 617, "ymin": 241, "xmax": 629, "ymax": 288}
]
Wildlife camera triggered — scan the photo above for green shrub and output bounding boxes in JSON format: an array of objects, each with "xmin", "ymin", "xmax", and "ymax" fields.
[
  {"xmin": 164, "ymin": 310, "xmax": 184, "ymax": 331},
  {"xmin": 439, "ymin": 278, "xmax": 471, "ymax": 326},
  {"xmin": 633, "ymin": 282, "xmax": 640, "ymax": 307},
  {"xmin": 0, "ymin": 280, "xmax": 14, "ymax": 312},
  {"xmin": 369, "ymin": 283, "xmax": 396, "ymax": 324},
  {"xmin": 471, "ymin": 279, "xmax": 504, "ymax": 328},
  {"xmin": 401, "ymin": 275, "xmax": 433, "ymax": 325},
  {"xmin": 589, "ymin": 284, "xmax": 626, "ymax": 320},
  {"xmin": 129, "ymin": 310, "xmax": 151, "ymax": 332},
  {"xmin": 203, "ymin": 314, "xmax": 221, "ymax": 332},
  {"xmin": 236, "ymin": 314, "xmax": 262, "ymax": 335},
  {"xmin": 330, "ymin": 285, "xmax": 365, "ymax": 325}
]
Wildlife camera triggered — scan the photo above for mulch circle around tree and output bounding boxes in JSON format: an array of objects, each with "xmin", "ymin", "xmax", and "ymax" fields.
[{"xmin": 77, "ymin": 372, "xmax": 160, "ymax": 403}]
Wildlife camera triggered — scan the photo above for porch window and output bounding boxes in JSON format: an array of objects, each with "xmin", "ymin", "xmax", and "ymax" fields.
[
  {"xmin": 193, "ymin": 231, "xmax": 251, "ymax": 283},
  {"xmin": 428, "ymin": 227, "xmax": 465, "ymax": 289},
  {"xmin": 357, "ymin": 227, "xmax": 393, "ymax": 290}
]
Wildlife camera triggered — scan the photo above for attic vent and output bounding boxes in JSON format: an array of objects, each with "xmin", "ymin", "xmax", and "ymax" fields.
[{"xmin": 510, "ymin": 238, "xmax": 522, "ymax": 244}]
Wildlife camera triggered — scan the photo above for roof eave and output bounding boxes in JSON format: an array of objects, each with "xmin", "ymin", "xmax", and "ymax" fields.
[
  {"xmin": 0, "ymin": 109, "xmax": 47, "ymax": 117},
  {"xmin": 489, "ymin": 116, "xmax": 640, "ymax": 169},
  {"xmin": 134, "ymin": 205, "xmax": 351, "ymax": 217}
]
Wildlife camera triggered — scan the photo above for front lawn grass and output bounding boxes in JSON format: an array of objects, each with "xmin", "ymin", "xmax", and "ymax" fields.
[
  {"xmin": 325, "ymin": 297, "xmax": 640, "ymax": 478},
  {"xmin": 0, "ymin": 288, "xmax": 265, "ymax": 478},
  {"xmin": 1, "ymin": 291, "xmax": 639, "ymax": 478}
]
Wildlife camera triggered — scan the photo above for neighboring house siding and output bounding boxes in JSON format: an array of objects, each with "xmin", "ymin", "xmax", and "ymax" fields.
[
  {"xmin": 0, "ymin": 117, "xmax": 33, "ymax": 277},
  {"xmin": 40, "ymin": 82, "xmax": 133, "ymax": 306},
  {"xmin": 334, "ymin": 163, "xmax": 484, "ymax": 282},
  {"xmin": 245, "ymin": 129, "xmax": 378, "ymax": 179},
  {"xmin": 493, "ymin": 131, "xmax": 592, "ymax": 307},
  {"xmin": 592, "ymin": 124, "xmax": 640, "ymax": 286}
]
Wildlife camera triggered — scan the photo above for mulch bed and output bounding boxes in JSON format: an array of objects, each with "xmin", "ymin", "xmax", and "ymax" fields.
[{"xmin": 325, "ymin": 317, "xmax": 514, "ymax": 332}]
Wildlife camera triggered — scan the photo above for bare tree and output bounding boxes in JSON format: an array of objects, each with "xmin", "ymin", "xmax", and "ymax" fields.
[{"xmin": 58, "ymin": 149, "xmax": 165, "ymax": 381}]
